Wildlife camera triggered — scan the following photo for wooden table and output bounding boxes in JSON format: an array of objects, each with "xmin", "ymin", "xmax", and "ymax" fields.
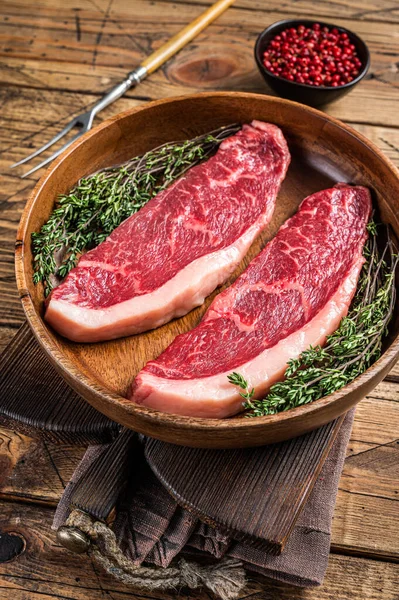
[{"xmin": 0, "ymin": 0, "xmax": 398, "ymax": 598}]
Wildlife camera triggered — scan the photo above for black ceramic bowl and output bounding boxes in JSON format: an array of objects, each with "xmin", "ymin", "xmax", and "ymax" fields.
[{"xmin": 255, "ymin": 19, "xmax": 370, "ymax": 107}]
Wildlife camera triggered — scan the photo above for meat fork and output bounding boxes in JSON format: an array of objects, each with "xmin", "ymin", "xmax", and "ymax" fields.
[{"xmin": 11, "ymin": 0, "xmax": 235, "ymax": 179}]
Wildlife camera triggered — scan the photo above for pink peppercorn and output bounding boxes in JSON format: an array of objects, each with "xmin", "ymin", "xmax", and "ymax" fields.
[{"xmin": 263, "ymin": 23, "xmax": 363, "ymax": 87}]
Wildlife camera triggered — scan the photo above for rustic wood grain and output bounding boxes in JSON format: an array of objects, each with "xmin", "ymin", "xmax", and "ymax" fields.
[
  {"xmin": 0, "ymin": 499, "xmax": 398, "ymax": 600},
  {"xmin": 0, "ymin": 428, "xmax": 84, "ymax": 505},
  {"xmin": 366, "ymin": 381, "xmax": 399, "ymax": 401},
  {"xmin": 0, "ymin": 322, "xmax": 120, "ymax": 444},
  {"xmin": 0, "ymin": 2, "xmax": 398, "ymax": 127},
  {"xmin": 1, "ymin": 392, "xmax": 398, "ymax": 558},
  {"xmin": 145, "ymin": 416, "xmax": 345, "ymax": 554},
  {"xmin": 0, "ymin": 0, "xmax": 398, "ymax": 596}
]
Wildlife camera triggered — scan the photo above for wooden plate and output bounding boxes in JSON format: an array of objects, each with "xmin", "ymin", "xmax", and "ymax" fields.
[{"xmin": 15, "ymin": 92, "xmax": 399, "ymax": 448}]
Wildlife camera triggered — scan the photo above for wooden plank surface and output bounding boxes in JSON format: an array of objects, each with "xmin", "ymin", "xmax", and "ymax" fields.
[
  {"xmin": 0, "ymin": 499, "xmax": 398, "ymax": 600},
  {"xmin": 0, "ymin": 0, "xmax": 398, "ymax": 598},
  {"xmin": 1, "ymin": 391, "xmax": 398, "ymax": 561},
  {"xmin": 0, "ymin": 1, "xmax": 398, "ymax": 128}
]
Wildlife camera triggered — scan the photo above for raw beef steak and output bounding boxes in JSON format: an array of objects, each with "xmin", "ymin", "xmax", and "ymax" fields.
[
  {"xmin": 131, "ymin": 184, "xmax": 371, "ymax": 418},
  {"xmin": 45, "ymin": 121, "xmax": 290, "ymax": 342}
]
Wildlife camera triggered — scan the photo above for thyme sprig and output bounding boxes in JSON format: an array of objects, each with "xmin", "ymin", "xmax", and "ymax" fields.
[
  {"xmin": 227, "ymin": 372, "xmax": 256, "ymax": 404},
  {"xmin": 228, "ymin": 222, "xmax": 398, "ymax": 417},
  {"xmin": 32, "ymin": 124, "xmax": 240, "ymax": 295}
]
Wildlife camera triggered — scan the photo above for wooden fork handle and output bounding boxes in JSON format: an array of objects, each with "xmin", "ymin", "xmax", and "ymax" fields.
[{"xmin": 140, "ymin": 0, "xmax": 235, "ymax": 74}]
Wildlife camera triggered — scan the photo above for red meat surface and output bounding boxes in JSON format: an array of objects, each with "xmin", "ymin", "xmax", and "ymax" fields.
[
  {"xmin": 131, "ymin": 184, "xmax": 371, "ymax": 418},
  {"xmin": 45, "ymin": 121, "xmax": 290, "ymax": 342}
]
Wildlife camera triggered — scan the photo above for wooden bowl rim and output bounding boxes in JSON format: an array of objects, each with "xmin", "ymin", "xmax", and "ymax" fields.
[{"xmin": 16, "ymin": 91, "xmax": 399, "ymax": 435}]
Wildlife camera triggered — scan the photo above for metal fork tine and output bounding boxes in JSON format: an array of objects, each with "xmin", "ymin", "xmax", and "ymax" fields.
[
  {"xmin": 21, "ymin": 131, "xmax": 83, "ymax": 179},
  {"xmin": 10, "ymin": 119, "xmax": 78, "ymax": 169}
]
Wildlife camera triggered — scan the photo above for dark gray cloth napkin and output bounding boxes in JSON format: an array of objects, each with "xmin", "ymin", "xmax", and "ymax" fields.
[{"xmin": 53, "ymin": 409, "xmax": 354, "ymax": 588}]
